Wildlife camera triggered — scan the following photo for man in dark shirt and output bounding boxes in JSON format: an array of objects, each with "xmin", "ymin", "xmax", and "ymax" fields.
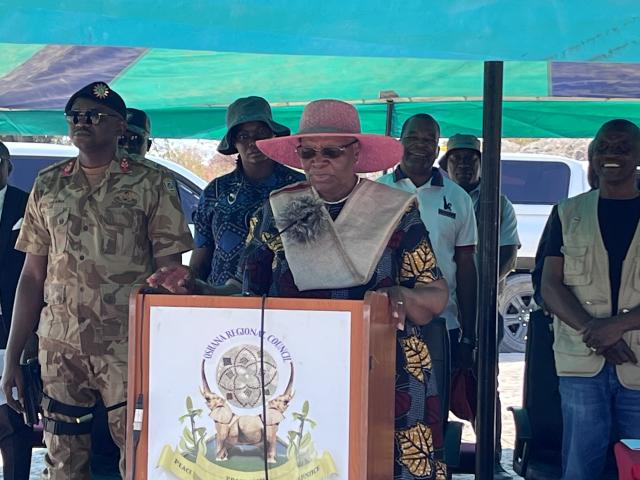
[
  {"xmin": 0, "ymin": 143, "xmax": 32, "ymax": 480},
  {"xmin": 541, "ymin": 120, "xmax": 640, "ymax": 480},
  {"xmin": 544, "ymin": 142, "xmax": 640, "ymax": 318},
  {"xmin": 531, "ymin": 141, "xmax": 596, "ymax": 307}
]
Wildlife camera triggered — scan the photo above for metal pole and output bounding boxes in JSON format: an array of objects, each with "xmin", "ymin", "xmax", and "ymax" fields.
[
  {"xmin": 382, "ymin": 99, "xmax": 395, "ymax": 174},
  {"xmin": 385, "ymin": 99, "xmax": 394, "ymax": 136},
  {"xmin": 475, "ymin": 60, "xmax": 504, "ymax": 480}
]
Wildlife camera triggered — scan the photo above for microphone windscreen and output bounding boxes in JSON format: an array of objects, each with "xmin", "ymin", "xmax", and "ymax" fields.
[{"xmin": 275, "ymin": 196, "xmax": 328, "ymax": 244}]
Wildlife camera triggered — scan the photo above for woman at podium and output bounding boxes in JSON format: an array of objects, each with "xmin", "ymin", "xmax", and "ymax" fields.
[{"xmin": 148, "ymin": 100, "xmax": 449, "ymax": 479}]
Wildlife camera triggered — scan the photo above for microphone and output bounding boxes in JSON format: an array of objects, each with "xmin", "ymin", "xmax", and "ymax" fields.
[{"xmin": 241, "ymin": 199, "xmax": 325, "ymax": 295}]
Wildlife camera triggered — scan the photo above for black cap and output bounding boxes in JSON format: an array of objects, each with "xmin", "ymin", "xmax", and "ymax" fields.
[
  {"xmin": 126, "ymin": 108, "xmax": 151, "ymax": 136},
  {"xmin": 65, "ymin": 82, "xmax": 127, "ymax": 119}
]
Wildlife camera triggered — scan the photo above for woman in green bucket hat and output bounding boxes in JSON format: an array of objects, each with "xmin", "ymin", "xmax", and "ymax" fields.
[{"xmin": 191, "ymin": 96, "xmax": 305, "ymax": 286}]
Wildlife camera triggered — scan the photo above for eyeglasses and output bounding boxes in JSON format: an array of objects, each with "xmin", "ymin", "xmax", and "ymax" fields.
[
  {"xmin": 122, "ymin": 133, "xmax": 147, "ymax": 149},
  {"xmin": 296, "ymin": 139, "xmax": 358, "ymax": 160},
  {"xmin": 64, "ymin": 110, "xmax": 120, "ymax": 126}
]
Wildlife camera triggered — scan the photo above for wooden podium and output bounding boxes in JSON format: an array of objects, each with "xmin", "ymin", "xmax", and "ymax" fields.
[{"xmin": 125, "ymin": 291, "xmax": 396, "ymax": 480}]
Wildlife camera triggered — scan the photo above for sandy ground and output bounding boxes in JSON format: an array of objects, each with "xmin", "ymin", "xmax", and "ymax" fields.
[{"xmin": 4, "ymin": 353, "xmax": 525, "ymax": 479}]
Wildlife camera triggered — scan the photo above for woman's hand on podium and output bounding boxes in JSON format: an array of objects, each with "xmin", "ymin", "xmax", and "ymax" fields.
[
  {"xmin": 377, "ymin": 280, "xmax": 448, "ymax": 328},
  {"xmin": 147, "ymin": 264, "xmax": 196, "ymax": 294},
  {"xmin": 377, "ymin": 286, "xmax": 406, "ymax": 331}
]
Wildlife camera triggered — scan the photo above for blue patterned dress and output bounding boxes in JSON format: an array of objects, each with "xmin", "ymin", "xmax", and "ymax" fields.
[{"xmin": 193, "ymin": 161, "xmax": 304, "ymax": 285}]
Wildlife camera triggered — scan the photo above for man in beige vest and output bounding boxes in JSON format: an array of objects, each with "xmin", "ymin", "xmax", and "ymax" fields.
[{"xmin": 542, "ymin": 119, "xmax": 640, "ymax": 480}]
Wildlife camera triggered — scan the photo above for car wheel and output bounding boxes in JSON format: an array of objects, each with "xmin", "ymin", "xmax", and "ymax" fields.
[{"xmin": 498, "ymin": 273, "xmax": 537, "ymax": 353}]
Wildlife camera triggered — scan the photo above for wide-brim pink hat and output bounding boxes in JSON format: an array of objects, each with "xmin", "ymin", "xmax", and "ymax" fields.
[{"xmin": 256, "ymin": 99, "xmax": 403, "ymax": 173}]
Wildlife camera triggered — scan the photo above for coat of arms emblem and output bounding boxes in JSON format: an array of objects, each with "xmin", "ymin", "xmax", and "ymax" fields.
[{"xmin": 157, "ymin": 336, "xmax": 338, "ymax": 479}]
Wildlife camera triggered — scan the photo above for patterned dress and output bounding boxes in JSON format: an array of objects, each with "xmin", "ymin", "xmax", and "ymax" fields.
[
  {"xmin": 241, "ymin": 199, "xmax": 448, "ymax": 479},
  {"xmin": 193, "ymin": 160, "xmax": 305, "ymax": 285}
]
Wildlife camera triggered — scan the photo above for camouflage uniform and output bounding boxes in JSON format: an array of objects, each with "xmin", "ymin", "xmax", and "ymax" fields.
[{"xmin": 16, "ymin": 154, "xmax": 193, "ymax": 479}]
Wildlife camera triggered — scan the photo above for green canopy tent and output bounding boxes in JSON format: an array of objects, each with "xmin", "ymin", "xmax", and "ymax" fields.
[
  {"xmin": 1, "ymin": 45, "xmax": 640, "ymax": 137},
  {"xmin": 1, "ymin": 1, "xmax": 640, "ymax": 138}
]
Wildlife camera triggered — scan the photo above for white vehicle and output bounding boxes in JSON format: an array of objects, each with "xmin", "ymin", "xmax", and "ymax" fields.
[
  {"xmin": 498, "ymin": 153, "xmax": 590, "ymax": 352},
  {"xmin": 5, "ymin": 142, "xmax": 207, "ymax": 265}
]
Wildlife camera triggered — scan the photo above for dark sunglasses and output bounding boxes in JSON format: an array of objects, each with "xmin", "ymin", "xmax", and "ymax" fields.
[
  {"xmin": 296, "ymin": 139, "xmax": 358, "ymax": 160},
  {"xmin": 122, "ymin": 133, "xmax": 147, "ymax": 149},
  {"xmin": 64, "ymin": 110, "xmax": 120, "ymax": 126}
]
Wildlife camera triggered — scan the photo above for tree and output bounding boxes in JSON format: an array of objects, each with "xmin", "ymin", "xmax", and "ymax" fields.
[{"xmin": 151, "ymin": 139, "xmax": 235, "ymax": 181}]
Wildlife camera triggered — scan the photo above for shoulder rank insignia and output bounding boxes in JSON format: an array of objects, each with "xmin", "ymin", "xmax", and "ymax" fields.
[
  {"xmin": 119, "ymin": 157, "xmax": 132, "ymax": 173},
  {"xmin": 61, "ymin": 160, "xmax": 75, "ymax": 177}
]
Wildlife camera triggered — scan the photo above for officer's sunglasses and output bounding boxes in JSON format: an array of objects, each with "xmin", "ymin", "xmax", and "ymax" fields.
[
  {"xmin": 296, "ymin": 139, "xmax": 359, "ymax": 160},
  {"xmin": 122, "ymin": 133, "xmax": 146, "ymax": 150},
  {"xmin": 64, "ymin": 110, "xmax": 120, "ymax": 126}
]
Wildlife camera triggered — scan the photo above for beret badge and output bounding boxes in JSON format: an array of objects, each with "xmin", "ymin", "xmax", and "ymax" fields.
[{"xmin": 93, "ymin": 83, "xmax": 110, "ymax": 99}]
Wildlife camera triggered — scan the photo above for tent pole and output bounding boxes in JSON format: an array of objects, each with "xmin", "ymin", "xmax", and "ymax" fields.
[
  {"xmin": 382, "ymin": 99, "xmax": 395, "ymax": 174},
  {"xmin": 385, "ymin": 99, "xmax": 394, "ymax": 136},
  {"xmin": 475, "ymin": 60, "xmax": 504, "ymax": 480}
]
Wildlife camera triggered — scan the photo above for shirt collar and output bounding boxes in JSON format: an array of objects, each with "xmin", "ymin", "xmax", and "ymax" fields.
[
  {"xmin": 469, "ymin": 183, "xmax": 481, "ymax": 197},
  {"xmin": 0, "ymin": 184, "xmax": 7, "ymax": 209},
  {"xmin": 393, "ymin": 165, "xmax": 444, "ymax": 187},
  {"xmin": 392, "ymin": 165, "xmax": 407, "ymax": 182},
  {"xmin": 62, "ymin": 154, "xmax": 131, "ymax": 179},
  {"xmin": 236, "ymin": 158, "xmax": 289, "ymax": 187}
]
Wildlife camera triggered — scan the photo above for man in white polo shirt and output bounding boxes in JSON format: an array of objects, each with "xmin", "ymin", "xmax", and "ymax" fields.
[{"xmin": 378, "ymin": 114, "xmax": 478, "ymax": 369}]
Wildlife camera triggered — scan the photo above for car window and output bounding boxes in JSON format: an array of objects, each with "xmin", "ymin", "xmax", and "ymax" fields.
[
  {"xmin": 501, "ymin": 160, "xmax": 570, "ymax": 205},
  {"xmin": 8, "ymin": 155, "xmax": 60, "ymax": 192},
  {"xmin": 175, "ymin": 178, "xmax": 200, "ymax": 223},
  {"xmin": 9, "ymin": 153, "xmax": 201, "ymax": 222}
]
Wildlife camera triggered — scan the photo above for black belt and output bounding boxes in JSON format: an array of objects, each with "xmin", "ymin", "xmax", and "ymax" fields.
[{"xmin": 41, "ymin": 393, "xmax": 126, "ymax": 435}]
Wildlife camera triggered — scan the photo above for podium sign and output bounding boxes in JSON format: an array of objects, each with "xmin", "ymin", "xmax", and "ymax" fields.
[{"xmin": 126, "ymin": 292, "xmax": 395, "ymax": 480}]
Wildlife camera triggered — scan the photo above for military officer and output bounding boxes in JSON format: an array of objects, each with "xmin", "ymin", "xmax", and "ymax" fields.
[
  {"xmin": 122, "ymin": 107, "xmax": 153, "ymax": 156},
  {"xmin": 0, "ymin": 81, "xmax": 193, "ymax": 479}
]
